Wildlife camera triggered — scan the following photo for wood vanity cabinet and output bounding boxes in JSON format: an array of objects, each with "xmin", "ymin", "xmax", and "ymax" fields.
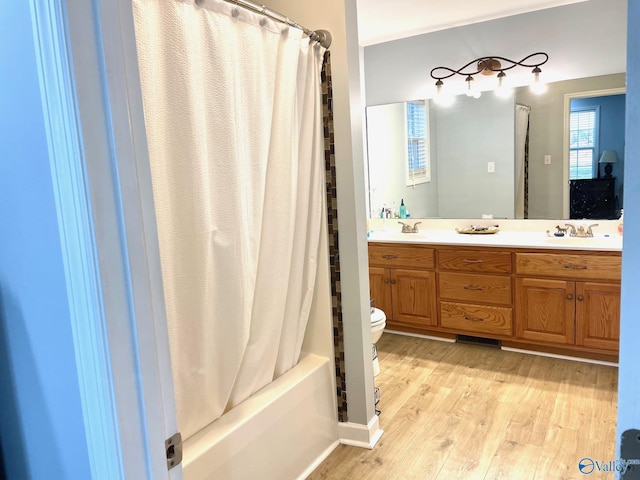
[
  {"xmin": 368, "ymin": 244, "xmax": 437, "ymax": 328},
  {"xmin": 514, "ymin": 253, "xmax": 621, "ymax": 352},
  {"xmin": 367, "ymin": 242, "xmax": 621, "ymax": 358}
]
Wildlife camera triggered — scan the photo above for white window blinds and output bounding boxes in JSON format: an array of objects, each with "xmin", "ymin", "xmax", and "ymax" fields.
[
  {"xmin": 406, "ymin": 101, "xmax": 430, "ymax": 185},
  {"xmin": 569, "ymin": 109, "xmax": 598, "ymax": 179}
]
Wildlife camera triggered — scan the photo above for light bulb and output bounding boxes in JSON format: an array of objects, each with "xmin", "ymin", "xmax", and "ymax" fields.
[
  {"xmin": 495, "ymin": 71, "xmax": 513, "ymax": 98},
  {"xmin": 435, "ymin": 93, "xmax": 454, "ymax": 107},
  {"xmin": 434, "ymin": 79, "xmax": 454, "ymax": 106},
  {"xmin": 435, "ymin": 79, "xmax": 444, "ymax": 96},
  {"xmin": 530, "ymin": 67, "xmax": 547, "ymax": 94},
  {"xmin": 465, "ymin": 76, "xmax": 474, "ymax": 97},
  {"xmin": 464, "ymin": 75, "xmax": 482, "ymax": 99}
]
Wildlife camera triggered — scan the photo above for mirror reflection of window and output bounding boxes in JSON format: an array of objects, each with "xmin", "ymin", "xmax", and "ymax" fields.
[
  {"xmin": 405, "ymin": 101, "xmax": 430, "ymax": 185},
  {"xmin": 569, "ymin": 108, "xmax": 599, "ymax": 179}
]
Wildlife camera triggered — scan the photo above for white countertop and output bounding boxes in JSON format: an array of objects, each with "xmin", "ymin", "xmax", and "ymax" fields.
[{"xmin": 367, "ymin": 228, "xmax": 623, "ymax": 252}]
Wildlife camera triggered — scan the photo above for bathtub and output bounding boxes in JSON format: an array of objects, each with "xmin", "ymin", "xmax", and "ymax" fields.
[{"xmin": 182, "ymin": 353, "xmax": 339, "ymax": 479}]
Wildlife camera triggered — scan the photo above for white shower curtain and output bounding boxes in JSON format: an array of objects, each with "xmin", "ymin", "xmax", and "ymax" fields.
[
  {"xmin": 132, "ymin": 0, "xmax": 326, "ymax": 441},
  {"xmin": 515, "ymin": 104, "xmax": 531, "ymax": 219}
]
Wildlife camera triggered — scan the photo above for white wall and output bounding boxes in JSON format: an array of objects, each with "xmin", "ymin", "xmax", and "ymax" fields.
[
  {"xmin": 434, "ymin": 94, "xmax": 514, "ymax": 219},
  {"xmin": 367, "ymin": 103, "xmax": 406, "ymax": 216},
  {"xmin": 366, "ymin": 102, "xmax": 440, "ymax": 219}
]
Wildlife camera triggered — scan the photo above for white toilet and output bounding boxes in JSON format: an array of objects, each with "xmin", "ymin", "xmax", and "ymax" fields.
[{"xmin": 370, "ymin": 307, "xmax": 386, "ymax": 376}]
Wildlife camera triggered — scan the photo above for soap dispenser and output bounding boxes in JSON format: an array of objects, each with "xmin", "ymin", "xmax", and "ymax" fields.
[{"xmin": 400, "ymin": 199, "xmax": 406, "ymax": 219}]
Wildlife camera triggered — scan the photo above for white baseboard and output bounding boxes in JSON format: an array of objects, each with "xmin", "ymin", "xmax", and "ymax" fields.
[
  {"xmin": 384, "ymin": 329, "xmax": 456, "ymax": 343},
  {"xmin": 337, "ymin": 415, "xmax": 384, "ymax": 449},
  {"xmin": 501, "ymin": 346, "xmax": 618, "ymax": 367}
]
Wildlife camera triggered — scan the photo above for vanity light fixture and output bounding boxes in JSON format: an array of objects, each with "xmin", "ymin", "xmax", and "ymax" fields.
[{"xmin": 431, "ymin": 52, "xmax": 549, "ymax": 100}]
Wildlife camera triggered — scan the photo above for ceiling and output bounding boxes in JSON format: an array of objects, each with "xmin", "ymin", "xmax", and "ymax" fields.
[{"xmin": 356, "ymin": 0, "xmax": 589, "ymax": 46}]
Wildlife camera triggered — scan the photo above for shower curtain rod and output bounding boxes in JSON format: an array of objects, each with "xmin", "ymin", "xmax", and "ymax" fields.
[{"xmin": 195, "ymin": 0, "xmax": 332, "ymax": 48}]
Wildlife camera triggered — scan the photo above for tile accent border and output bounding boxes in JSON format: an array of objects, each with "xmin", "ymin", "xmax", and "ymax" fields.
[{"xmin": 321, "ymin": 51, "xmax": 348, "ymax": 422}]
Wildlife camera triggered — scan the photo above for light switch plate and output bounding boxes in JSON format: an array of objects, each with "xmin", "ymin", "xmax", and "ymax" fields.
[
  {"xmin": 487, "ymin": 161, "xmax": 495, "ymax": 173},
  {"xmin": 544, "ymin": 155, "xmax": 551, "ymax": 164}
]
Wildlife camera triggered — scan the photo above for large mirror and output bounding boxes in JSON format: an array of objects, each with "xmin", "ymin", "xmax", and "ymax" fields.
[
  {"xmin": 366, "ymin": 75, "xmax": 625, "ymax": 220},
  {"xmin": 361, "ymin": 0, "xmax": 626, "ymax": 220}
]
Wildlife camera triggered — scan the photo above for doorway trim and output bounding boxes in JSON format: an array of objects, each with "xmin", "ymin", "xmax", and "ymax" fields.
[{"xmin": 30, "ymin": 0, "xmax": 180, "ymax": 478}]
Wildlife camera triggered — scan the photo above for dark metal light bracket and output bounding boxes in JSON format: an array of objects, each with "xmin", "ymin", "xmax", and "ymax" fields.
[{"xmin": 430, "ymin": 52, "xmax": 549, "ymax": 80}]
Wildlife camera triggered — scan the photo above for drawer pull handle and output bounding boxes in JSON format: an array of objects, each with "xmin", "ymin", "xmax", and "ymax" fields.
[
  {"xmin": 567, "ymin": 294, "xmax": 573, "ymax": 300},
  {"xmin": 384, "ymin": 279, "xmax": 389, "ymax": 284},
  {"xmin": 464, "ymin": 316, "xmax": 484, "ymax": 322},
  {"xmin": 577, "ymin": 295, "xmax": 584, "ymax": 301},
  {"xmin": 463, "ymin": 259, "xmax": 484, "ymax": 264},
  {"xmin": 382, "ymin": 254, "xmax": 398, "ymax": 259},
  {"xmin": 463, "ymin": 285, "xmax": 484, "ymax": 291},
  {"xmin": 390, "ymin": 280, "xmax": 396, "ymax": 285},
  {"xmin": 563, "ymin": 264, "xmax": 588, "ymax": 270}
]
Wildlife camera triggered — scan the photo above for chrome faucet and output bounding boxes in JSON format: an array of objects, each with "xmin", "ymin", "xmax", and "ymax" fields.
[
  {"xmin": 564, "ymin": 223, "xmax": 577, "ymax": 236},
  {"xmin": 399, "ymin": 221, "xmax": 421, "ymax": 233},
  {"xmin": 564, "ymin": 223, "xmax": 598, "ymax": 237}
]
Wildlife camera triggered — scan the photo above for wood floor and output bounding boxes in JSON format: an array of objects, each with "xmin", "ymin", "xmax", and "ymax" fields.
[{"xmin": 308, "ymin": 333, "xmax": 618, "ymax": 480}]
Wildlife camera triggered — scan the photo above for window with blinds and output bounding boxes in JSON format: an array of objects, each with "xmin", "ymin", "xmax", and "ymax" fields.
[
  {"xmin": 406, "ymin": 101, "xmax": 430, "ymax": 185},
  {"xmin": 569, "ymin": 108, "xmax": 599, "ymax": 179}
]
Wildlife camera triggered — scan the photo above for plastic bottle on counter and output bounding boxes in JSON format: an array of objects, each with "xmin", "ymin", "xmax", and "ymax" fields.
[
  {"xmin": 400, "ymin": 199, "xmax": 406, "ymax": 219},
  {"xmin": 618, "ymin": 209, "xmax": 624, "ymax": 235}
]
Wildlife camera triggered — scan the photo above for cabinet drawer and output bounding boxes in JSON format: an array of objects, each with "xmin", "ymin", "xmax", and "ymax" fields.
[
  {"xmin": 440, "ymin": 301, "xmax": 512, "ymax": 336},
  {"xmin": 438, "ymin": 249, "xmax": 512, "ymax": 273},
  {"xmin": 369, "ymin": 244, "xmax": 435, "ymax": 269},
  {"xmin": 515, "ymin": 253, "xmax": 621, "ymax": 281},
  {"xmin": 439, "ymin": 272, "xmax": 511, "ymax": 306}
]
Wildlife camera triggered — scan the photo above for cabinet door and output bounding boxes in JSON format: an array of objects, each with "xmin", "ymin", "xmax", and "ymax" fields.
[
  {"xmin": 515, "ymin": 278, "xmax": 575, "ymax": 344},
  {"xmin": 391, "ymin": 269, "xmax": 437, "ymax": 327},
  {"xmin": 575, "ymin": 282, "xmax": 620, "ymax": 351},
  {"xmin": 369, "ymin": 267, "xmax": 392, "ymax": 317}
]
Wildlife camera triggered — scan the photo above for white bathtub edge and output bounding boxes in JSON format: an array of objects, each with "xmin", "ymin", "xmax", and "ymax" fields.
[
  {"xmin": 337, "ymin": 415, "xmax": 384, "ymax": 449},
  {"xmin": 182, "ymin": 354, "xmax": 338, "ymax": 479},
  {"xmin": 297, "ymin": 439, "xmax": 340, "ymax": 480}
]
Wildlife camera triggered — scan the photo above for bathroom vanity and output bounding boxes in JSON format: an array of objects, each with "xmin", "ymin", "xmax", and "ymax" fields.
[{"xmin": 368, "ymin": 226, "xmax": 622, "ymax": 362}]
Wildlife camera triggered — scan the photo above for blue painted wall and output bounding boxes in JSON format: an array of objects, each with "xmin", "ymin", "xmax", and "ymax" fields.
[
  {"xmin": 0, "ymin": 2, "xmax": 91, "ymax": 479},
  {"xmin": 572, "ymin": 94, "xmax": 626, "ymax": 207},
  {"xmin": 617, "ymin": 0, "xmax": 640, "ymax": 464}
]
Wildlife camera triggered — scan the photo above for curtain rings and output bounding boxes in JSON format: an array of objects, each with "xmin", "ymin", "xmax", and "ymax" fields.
[
  {"xmin": 231, "ymin": 0, "xmax": 240, "ymax": 17},
  {"xmin": 259, "ymin": 5, "xmax": 267, "ymax": 26},
  {"xmin": 281, "ymin": 17, "xmax": 290, "ymax": 35}
]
